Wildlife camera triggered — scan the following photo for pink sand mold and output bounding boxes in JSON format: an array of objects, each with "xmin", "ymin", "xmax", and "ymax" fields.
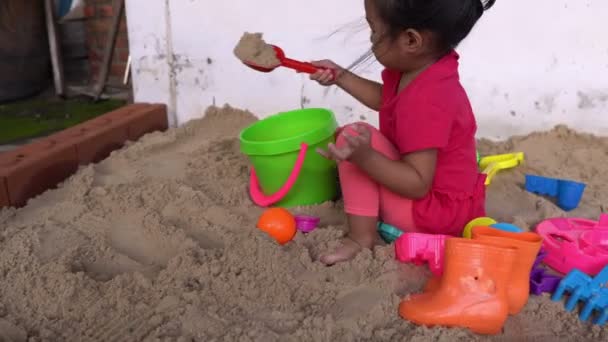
[
  {"xmin": 535, "ymin": 214, "xmax": 608, "ymax": 276},
  {"xmin": 395, "ymin": 233, "xmax": 449, "ymax": 276},
  {"xmin": 294, "ymin": 215, "xmax": 320, "ymax": 233},
  {"xmin": 552, "ymin": 265, "xmax": 608, "ymax": 325}
]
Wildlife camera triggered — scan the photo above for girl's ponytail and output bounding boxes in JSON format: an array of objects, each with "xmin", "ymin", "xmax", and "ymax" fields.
[{"xmin": 481, "ymin": 0, "xmax": 496, "ymax": 11}]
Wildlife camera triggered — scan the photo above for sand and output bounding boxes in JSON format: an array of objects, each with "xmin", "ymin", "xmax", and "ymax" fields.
[
  {"xmin": 0, "ymin": 105, "xmax": 607, "ymax": 341},
  {"xmin": 233, "ymin": 32, "xmax": 281, "ymax": 68}
]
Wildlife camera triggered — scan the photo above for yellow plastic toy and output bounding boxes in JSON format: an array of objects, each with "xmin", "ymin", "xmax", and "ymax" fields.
[
  {"xmin": 462, "ymin": 217, "xmax": 497, "ymax": 238},
  {"xmin": 479, "ymin": 152, "xmax": 525, "ymax": 186}
]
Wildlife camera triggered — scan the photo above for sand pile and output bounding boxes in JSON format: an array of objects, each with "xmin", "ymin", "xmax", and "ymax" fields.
[
  {"xmin": 0, "ymin": 105, "xmax": 606, "ymax": 341},
  {"xmin": 234, "ymin": 32, "xmax": 281, "ymax": 68}
]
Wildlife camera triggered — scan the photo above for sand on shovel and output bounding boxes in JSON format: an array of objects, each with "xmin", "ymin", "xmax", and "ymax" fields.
[{"xmin": 234, "ymin": 32, "xmax": 281, "ymax": 68}]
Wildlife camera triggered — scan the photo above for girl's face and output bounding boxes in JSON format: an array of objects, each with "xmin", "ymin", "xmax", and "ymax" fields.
[
  {"xmin": 364, "ymin": 0, "xmax": 432, "ymax": 71},
  {"xmin": 364, "ymin": 0, "xmax": 402, "ymax": 69}
]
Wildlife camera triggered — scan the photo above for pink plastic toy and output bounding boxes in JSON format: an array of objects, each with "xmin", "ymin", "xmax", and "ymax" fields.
[
  {"xmin": 535, "ymin": 214, "xmax": 608, "ymax": 276},
  {"xmin": 395, "ymin": 233, "xmax": 450, "ymax": 276},
  {"xmin": 294, "ymin": 215, "xmax": 320, "ymax": 233},
  {"xmin": 249, "ymin": 143, "xmax": 307, "ymax": 207}
]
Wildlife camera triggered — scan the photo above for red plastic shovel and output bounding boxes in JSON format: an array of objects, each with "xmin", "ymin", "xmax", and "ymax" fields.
[{"xmin": 243, "ymin": 45, "xmax": 336, "ymax": 79}]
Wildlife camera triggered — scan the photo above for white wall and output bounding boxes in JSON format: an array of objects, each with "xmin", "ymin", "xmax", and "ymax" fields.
[{"xmin": 125, "ymin": 0, "xmax": 608, "ymax": 140}]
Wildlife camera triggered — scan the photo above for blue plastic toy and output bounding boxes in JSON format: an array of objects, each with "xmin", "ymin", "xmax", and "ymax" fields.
[
  {"xmin": 598, "ymin": 309, "xmax": 608, "ymax": 326},
  {"xmin": 552, "ymin": 265, "xmax": 608, "ymax": 325},
  {"xmin": 525, "ymin": 174, "xmax": 586, "ymax": 211},
  {"xmin": 490, "ymin": 222, "xmax": 524, "ymax": 233},
  {"xmin": 565, "ymin": 269, "xmax": 607, "ymax": 312},
  {"xmin": 579, "ymin": 288, "xmax": 608, "ymax": 325},
  {"xmin": 377, "ymin": 222, "xmax": 404, "ymax": 243},
  {"xmin": 552, "ymin": 269, "xmax": 592, "ymax": 304}
]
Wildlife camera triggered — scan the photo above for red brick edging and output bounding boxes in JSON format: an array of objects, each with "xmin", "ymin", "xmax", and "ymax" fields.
[{"xmin": 0, "ymin": 103, "xmax": 168, "ymax": 208}]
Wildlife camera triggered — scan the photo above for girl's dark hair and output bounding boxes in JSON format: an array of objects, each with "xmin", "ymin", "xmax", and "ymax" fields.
[{"xmin": 373, "ymin": 0, "xmax": 496, "ymax": 51}]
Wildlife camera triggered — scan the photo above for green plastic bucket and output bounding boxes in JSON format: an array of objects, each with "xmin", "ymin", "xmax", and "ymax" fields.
[{"xmin": 239, "ymin": 108, "xmax": 339, "ymax": 207}]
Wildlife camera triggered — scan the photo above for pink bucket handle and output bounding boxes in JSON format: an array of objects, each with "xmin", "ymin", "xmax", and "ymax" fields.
[{"xmin": 249, "ymin": 143, "xmax": 308, "ymax": 207}]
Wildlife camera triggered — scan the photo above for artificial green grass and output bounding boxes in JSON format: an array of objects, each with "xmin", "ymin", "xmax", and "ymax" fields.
[{"xmin": 0, "ymin": 98, "xmax": 126, "ymax": 145}]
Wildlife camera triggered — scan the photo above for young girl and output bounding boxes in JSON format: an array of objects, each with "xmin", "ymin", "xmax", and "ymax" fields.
[{"xmin": 311, "ymin": 0, "xmax": 495, "ymax": 265}]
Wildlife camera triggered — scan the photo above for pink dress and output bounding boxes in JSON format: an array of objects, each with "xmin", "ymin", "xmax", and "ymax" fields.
[{"xmin": 337, "ymin": 50, "xmax": 486, "ymax": 235}]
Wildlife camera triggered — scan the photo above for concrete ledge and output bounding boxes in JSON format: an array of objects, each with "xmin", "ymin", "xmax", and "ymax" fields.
[
  {"xmin": 0, "ymin": 138, "xmax": 79, "ymax": 208},
  {"xmin": 0, "ymin": 103, "xmax": 168, "ymax": 208}
]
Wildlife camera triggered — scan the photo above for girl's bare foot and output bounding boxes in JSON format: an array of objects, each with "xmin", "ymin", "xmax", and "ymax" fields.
[
  {"xmin": 319, "ymin": 236, "xmax": 368, "ymax": 265},
  {"xmin": 320, "ymin": 215, "xmax": 377, "ymax": 266}
]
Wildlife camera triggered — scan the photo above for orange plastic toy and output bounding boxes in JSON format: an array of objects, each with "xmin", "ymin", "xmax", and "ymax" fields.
[
  {"xmin": 424, "ymin": 226, "xmax": 542, "ymax": 315},
  {"xmin": 256, "ymin": 208, "xmax": 297, "ymax": 245},
  {"xmin": 399, "ymin": 238, "xmax": 517, "ymax": 335}
]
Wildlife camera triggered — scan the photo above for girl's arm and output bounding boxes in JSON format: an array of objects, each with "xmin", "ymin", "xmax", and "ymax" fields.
[
  {"xmin": 335, "ymin": 71, "xmax": 383, "ymax": 111},
  {"xmin": 310, "ymin": 60, "xmax": 383, "ymax": 111},
  {"xmin": 355, "ymin": 149, "xmax": 437, "ymax": 199},
  {"xmin": 319, "ymin": 124, "xmax": 437, "ymax": 199}
]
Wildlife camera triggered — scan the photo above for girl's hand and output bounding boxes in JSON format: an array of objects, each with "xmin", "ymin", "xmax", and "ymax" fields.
[
  {"xmin": 310, "ymin": 60, "xmax": 343, "ymax": 86},
  {"xmin": 317, "ymin": 124, "xmax": 373, "ymax": 163}
]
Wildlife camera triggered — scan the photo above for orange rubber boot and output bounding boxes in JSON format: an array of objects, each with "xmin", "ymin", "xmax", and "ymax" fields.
[
  {"xmin": 424, "ymin": 227, "xmax": 543, "ymax": 312},
  {"xmin": 471, "ymin": 226, "xmax": 542, "ymax": 314},
  {"xmin": 423, "ymin": 275, "xmax": 440, "ymax": 292},
  {"xmin": 399, "ymin": 238, "xmax": 516, "ymax": 335}
]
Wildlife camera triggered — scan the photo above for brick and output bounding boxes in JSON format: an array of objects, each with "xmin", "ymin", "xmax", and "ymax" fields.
[
  {"xmin": 110, "ymin": 63, "xmax": 127, "ymax": 77},
  {"xmin": 90, "ymin": 18, "xmax": 112, "ymax": 34},
  {"xmin": 85, "ymin": 27, "xmax": 97, "ymax": 38},
  {"xmin": 120, "ymin": 17, "xmax": 128, "ymax": 31},
  {"xmin": 115, "ymin": 36, "xmax": 129, "ymax": 49},
  {"xmin": 104, "ymin": 104, "xmax": 168, "ymax": 140},
  {"xmin": 84, "ymin": 5, "xmax": 95, "ymax": 17},
  {"xmin": 85, "ymin": 35, "xmax": 97, "ymax": 49},
  {"xmin": 0, "ymin": 139, "xmax": 79, "ymax": 208},
  {"xmin": 98, "ymin": 5, "xmax": 113, "ymax": 17},
  {"xmin": 0, "ymin": 176, "xmax": 9, "ymax": 208},
  {"xmin": 106, "ymin": 76, "xmax": 124, "ymax": 86},
  {"xmin": 50, "ymin": 117, "xmax": 130, "ymax": 165},
  {"xmin": 87, "ymin": 34, "xmax": 108, "ymax": 49},
  {"xmin": 112, "ymin": 49, "xmax": 128, "ymax": 64},
  {"xmin": 117, "ymin": 49, "xmax": 130, "ymax": 63},
  {"xmin": 117, "ymin": 29, "xmax": 128, "ymax": 39},
  {"xmin": 88, "ymin": 49, "xmax": 100, "ymax": 63},
  {"xmin": 126, "ymin": 105, "xmax": 169, "ymax": 140},
  {"xmin": 92, "ymin": 103, "xmax": 151, "ymax": 123},
  {"xmin": 90, "ymin": 65, "xmax": 100, "ymax": 80},
  {"xmin": 129, "ymin": 104, "xmax": 169, "ymax": 141},
  {"xmin": 103, "ymin": 103, "xmax": 151, "ymax": 119}
]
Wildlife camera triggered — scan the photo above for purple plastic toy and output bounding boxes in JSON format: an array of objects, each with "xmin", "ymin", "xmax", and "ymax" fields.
[
  {"xmin": 294, "ymin": 215, "xmax": 320, "ymax": 233},
  {"xmin": 530, "ymin": 249, "xmax": 563, "ymax": 295},
  {"xmin": 395, "ymin": 233, "xmax": 449, "ymax": 276},
  {"xmin": 533, "ymin": 249, "xmax": 548, "ymax": 269},
  {"xmin": 530, "ymin": 268, "xmax": 562, "ymax": 295}
]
